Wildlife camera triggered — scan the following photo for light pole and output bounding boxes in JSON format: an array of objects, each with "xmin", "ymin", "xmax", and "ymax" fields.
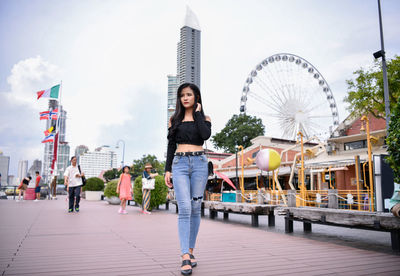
[
  {"xmin": 116, "ymin": 140, "xmax": 125, "ymax": 167},
  {"xmin": 374, "ymin": 0, "xmax": 390, "ymax": 129}
]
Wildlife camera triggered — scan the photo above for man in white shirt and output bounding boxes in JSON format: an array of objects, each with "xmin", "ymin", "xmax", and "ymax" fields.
[{"xmin": 64, "ymin": 156, "xmax": 85, "ymax": 213}]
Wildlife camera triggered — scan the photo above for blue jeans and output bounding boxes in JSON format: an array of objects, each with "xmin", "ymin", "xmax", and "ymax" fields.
[{"xmin": 172, "ymin": 154, "xmax": 208, "ymax": 255}]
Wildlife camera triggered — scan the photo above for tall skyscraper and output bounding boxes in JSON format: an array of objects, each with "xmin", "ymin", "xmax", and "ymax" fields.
[
  {"xmin": 28, "ymin": 159, "xmax": 42, "ymax": 178},
  {"xmin": 177, "ymin": 6, "xmax": 201, "ymax": 88},
  {"xmin": 0, "ymin": 151, "xmax": 10, "ymax": 185},
  {"xmin": 17, "ymin": 160, "xmax": 28, "ymax": 180},
  {"xmin": 79, "ymin": 146, "xmax": 118, "ymax": 178},
  {"xmin": 75, "ymin": 145, "xmax": 89, "ymax": 163},
  {"xmin": 43, "ymin": 100, "xmax": 70, "ymax": 183},
  {"xmin": 167, "ymin": 75, "xmax": 178, "ymax": 126}
]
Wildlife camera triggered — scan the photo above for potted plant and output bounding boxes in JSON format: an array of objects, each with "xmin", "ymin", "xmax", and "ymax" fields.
[
  {"xmin": 83, "ymin": 177, "xmax": 104, "ymax": 201},
  {"xmin": 104, "ymin": 179, "xmax": 121, "ymax": 205}
]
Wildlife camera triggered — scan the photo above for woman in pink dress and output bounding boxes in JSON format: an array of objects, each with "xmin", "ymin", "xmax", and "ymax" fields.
[{"xmin": 116, "ymin": 166, "xmax": 132, "ymax": 214}]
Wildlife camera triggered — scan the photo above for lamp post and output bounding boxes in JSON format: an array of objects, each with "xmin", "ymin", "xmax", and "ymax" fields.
[
  {"xmin": 116, "ymin": 140, "xmax": 125, "ymax": 167},
  {"xmin": 374, "ymin": 0, "xmax": 390, "ymax": 130}
]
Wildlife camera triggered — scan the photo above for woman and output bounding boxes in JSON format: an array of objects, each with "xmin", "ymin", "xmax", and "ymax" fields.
[
  {"xmin": 142, "ymin": 163, "xmax": 158, "ymax": 215},
  {"xmin": 165, "ymin": 83, "xmax": 211, "ymax": 275}
]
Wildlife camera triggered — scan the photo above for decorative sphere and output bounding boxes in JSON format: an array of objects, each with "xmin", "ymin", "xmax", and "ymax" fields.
[{"xmin": 255, "ymin": 149, "xmax": 281, "ymax": 171}]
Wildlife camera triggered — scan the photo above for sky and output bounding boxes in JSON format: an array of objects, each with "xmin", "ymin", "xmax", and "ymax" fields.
[{"xmin": 0, "ymin": 0, "xmax": 399, "ymax": 177}]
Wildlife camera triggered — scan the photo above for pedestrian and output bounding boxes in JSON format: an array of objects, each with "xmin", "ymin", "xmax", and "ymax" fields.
[
  {"xmin": 64, "ymin": 156, "xmax": 84, "ymax": 213},
  {"xmin": 116, "ymin": 166, "xmax": 132, "ymax": 214},
  {"xmin": 164, "ymin": 83, "xmax": 211, "ymax": 275},
  {"xmin": 34, "ymin": 171, "xmax": 41, "ymax": 201},
  {"xmin": 142, "ymin": 163, "xmax": 158, "ymax": 215},
  {"xmin": 50, "ymin": 174, "xmax": 57, "ymax": 199},
  {"xmin": 17, "ymin": 176, "xmax": 32, "ymax": 201}
]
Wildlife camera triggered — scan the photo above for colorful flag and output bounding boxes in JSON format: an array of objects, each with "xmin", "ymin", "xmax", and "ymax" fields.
[
  {"xmin": 37, "ymin": 84, "xmax": 60, "ymax": 100},
  {"xmin": 42, "ymin": 133, "xmax": 55, "ymax": 143},
  {"xmin": 39, "ymin": 108, "xmax": 58, "ymax": 120},
  {"xmin": 49, "ymin": 108, "xmax": 58, "ymax": 120},
  {"xmin": 44, "ymin": 126, "xmax": 54, "ymax": 136},
  {"xmin": 39, "ymin": 111, "xmax": 50, "ymax": 120}
]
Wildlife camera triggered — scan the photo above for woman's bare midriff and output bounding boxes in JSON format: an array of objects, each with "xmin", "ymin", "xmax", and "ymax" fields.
[{"xmin": 176, "ymin": 144, "xmax": 204, "ymax": 153}]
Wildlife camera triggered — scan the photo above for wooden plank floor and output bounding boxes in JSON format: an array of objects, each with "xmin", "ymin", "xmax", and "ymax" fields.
[{"xmin": 0, "ymin": 198, "xmax": 399, "ymax": 276}]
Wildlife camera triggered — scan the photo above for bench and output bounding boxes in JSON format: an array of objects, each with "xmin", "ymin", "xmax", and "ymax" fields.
[
  {"xmin": 276, "ymin": 206, "xmax": 400, "ymax": 251},
  {"xmin": 203, "ymin": 201, "xmax": 277, "ymax": 227}
]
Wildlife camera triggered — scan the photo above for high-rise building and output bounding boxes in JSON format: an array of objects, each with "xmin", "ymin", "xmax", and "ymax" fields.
[
  {"xmin": 75, "ymin": 145, "xmax": 89, "ymax": 163},
  {"xmin": 57, "ymin": 142, "xmax": 70, "ymax": 180},
  {"xmin": 17, "ymin": 160, "xmax": 28, "ymax": 181},
  {"xmin": 0, "ymin": 151, "xmax": 10, "ymax": 186},
  {"xmin": 167, "ymin": 75, "xmax": 178, "ymax": 126},
  {"xmin": 28, "ymin": 159, "xmax": 42, "ymax": 178},
  {"xmin": 42, "ymin": 100, "xmax": 70, "ymax": 183},
  {"xmin": 79, "ymin": 146, "xmax": 118, "ymax": 178},
  {"xmin": 177, "ymin": 6, "xmax": 201, "ymax": 88}
]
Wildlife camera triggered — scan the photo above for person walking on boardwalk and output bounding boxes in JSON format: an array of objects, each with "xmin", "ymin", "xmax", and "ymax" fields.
[
  {"xmin": 64, "ymin": 156, "xmax": 84, "ymax": 213},
  {"xmin": 142, "ymin": 163, "xmax": 158, "ymax": 215},
  {"xmin": 164, "ymin": 83, "xmax": 211, "ymax": 275},
  {"xmin": 116, "ymin": 166, "xmax": 132, "ymax": 214},
  {"xmin": 16, "ymin": 176, "xmax": 31, "ymax": 201},
  {"xmin": 34, "ymin": 171, "xmax": 41, "ymax": 201}
]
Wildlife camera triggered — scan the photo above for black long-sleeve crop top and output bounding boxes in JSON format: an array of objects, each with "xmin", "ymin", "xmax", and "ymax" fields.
[{"xmin": 165, "ymin": 111, "xmax": 211, "ymax": 172}]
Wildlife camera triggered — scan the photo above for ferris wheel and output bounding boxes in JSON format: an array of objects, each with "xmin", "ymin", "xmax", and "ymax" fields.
[{"xmin": 240, "ymin": 53, "xmax": 339, "ymax": 140}]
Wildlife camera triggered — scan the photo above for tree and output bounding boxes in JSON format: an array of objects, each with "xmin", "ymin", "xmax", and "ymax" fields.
[
  {"xmin": 132, "ymin": 154, "xmax": 165, "ymax": 176},
  {"xmin": 103, "ymin": 168, "xmax": 121, "ymax": 182},
  {"xmin": 386, "ymin": 100, "xmax": 400, "ymax": 184},
  {"xmin": 211, "ymin": 114, "xmax": 265, "ymax": 153},
  {"xmin": 344, "ymin": 56, "xmax": 400, "ymax": 119}
]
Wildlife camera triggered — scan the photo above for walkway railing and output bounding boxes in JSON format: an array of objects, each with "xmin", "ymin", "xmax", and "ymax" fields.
[{"xmin": 206, "ymin": 189, "xmax": 374, "ymax": 212}]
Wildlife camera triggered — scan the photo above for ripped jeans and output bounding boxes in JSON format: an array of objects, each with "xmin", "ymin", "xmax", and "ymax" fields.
[{"xmin": 172, "ymin": 154, "xmax": 209, "ymax": 255}]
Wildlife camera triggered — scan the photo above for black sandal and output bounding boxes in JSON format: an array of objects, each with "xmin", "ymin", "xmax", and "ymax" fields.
[
  {"xmin": 189, "ymin": 254, "xmax": 197, "ymax": 267},
  {"xmin": 181, "ymin": 259, "xmax": 192, "ymax": 275}
]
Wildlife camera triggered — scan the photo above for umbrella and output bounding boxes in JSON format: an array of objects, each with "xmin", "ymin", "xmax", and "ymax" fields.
[{"xmin": 215, "ymin": 171, "xmax": 237, "ymax": 190}]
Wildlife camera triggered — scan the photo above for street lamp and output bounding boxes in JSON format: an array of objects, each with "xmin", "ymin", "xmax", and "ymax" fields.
[
  {"xmin": 116, "ymin": 140, "xmax": 125, "ymax": 167},
  {"xmin": 375, "ymin": 0, "xmax": 390, "ymax": 129}
]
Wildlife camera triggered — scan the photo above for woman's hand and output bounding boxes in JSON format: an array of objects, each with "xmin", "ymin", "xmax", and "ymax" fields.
[
  {"xmin": 195, "ymin": 103, "xmax": 202, "ymax": 112},
  {"xmin": 165, "ymin": 172, "xmax": 173, "ymax": 188}
]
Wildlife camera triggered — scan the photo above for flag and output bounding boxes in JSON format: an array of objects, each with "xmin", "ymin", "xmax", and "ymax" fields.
[
  {"xmin": 37, "ymin": 84, "xmax": 60, "ymax": 100},
  {"xmin": 42, "ymin": 133, "xmax": 55, "ymax": 143},
  {"xmin": 44, "ymin": 126, "xmax": 54, "ymax": 136},
  {"xmin": 49, "ymin": 108, "xmax": 58, "ymax": 120},
  {"xmin": 39, "ymin": 108, "xmax": 58, "ymax": 120},
  {"xmin": 39, "ymin": 111, "xmax": 50, "ymax": 120},
  {"xmin": 51, "ymin": 133, "xmax": 59, "ymax": 173}
]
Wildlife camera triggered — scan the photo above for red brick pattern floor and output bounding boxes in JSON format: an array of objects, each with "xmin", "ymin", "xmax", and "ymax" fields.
[{"xmin": 0, "ymin": 198, "xmax": 399, "ymax": 276}]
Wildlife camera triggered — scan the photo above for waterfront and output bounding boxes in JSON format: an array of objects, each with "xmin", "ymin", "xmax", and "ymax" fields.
[{"xmin": 0, "ymin": 198, "xmax": 399, "ymax": 275}]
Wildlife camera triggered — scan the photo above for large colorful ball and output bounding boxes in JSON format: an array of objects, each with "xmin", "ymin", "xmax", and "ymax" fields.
[{"xmin": 255, "ymin": 149, "xmax": 281, "ymax": 171}]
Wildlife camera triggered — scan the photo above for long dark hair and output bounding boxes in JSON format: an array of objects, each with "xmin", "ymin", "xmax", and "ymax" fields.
[{"xmin": 169, "ymin": 83, "xmax": 205, "ymax": 137}]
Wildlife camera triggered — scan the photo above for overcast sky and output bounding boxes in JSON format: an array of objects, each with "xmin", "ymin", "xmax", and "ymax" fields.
[{"xmin": 1, "ymin": 0, "xmax": 399, "ymax": 176}]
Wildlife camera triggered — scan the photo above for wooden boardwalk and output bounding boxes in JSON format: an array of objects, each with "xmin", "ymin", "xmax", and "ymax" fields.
[{"xmin": 1, "ymin": 198, "xmax": 399, "ymax": 276}]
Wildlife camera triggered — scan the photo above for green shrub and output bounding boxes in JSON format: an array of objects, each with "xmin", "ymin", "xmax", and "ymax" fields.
[
  {"xmin": 104, "ymin": 179, "xmax": 119, "ymax": 198},
  {"xmin": 83, "ymin": 177, "xmax": 104, "ymax": 191},
  {"xmin": 133, "ymin": 175, "xmax": 167, "ymax": 210}
]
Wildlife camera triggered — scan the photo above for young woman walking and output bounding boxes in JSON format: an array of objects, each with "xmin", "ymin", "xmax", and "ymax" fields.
[{"xmin": 164, "ymin": 83, "xmax": 211, "ymax": 275}]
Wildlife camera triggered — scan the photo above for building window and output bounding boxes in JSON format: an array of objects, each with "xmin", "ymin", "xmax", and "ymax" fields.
[{"xmin": 344, "ymin": 140, "xmax": 367, "ymax": 151}]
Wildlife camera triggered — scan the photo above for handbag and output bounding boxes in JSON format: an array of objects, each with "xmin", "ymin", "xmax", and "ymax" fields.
[
  {"xmin": 142, "ymin": 177, "xmax": 155, "ymax": 190},
  {"xmin": 78, "ymin": 165, "xmax": 86, "ymax": 186}
]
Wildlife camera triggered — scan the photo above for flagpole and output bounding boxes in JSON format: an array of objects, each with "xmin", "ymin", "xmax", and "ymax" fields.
[{"xmin": 55, "ymin": 80, "xmax": 62, "ymax": 183}]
